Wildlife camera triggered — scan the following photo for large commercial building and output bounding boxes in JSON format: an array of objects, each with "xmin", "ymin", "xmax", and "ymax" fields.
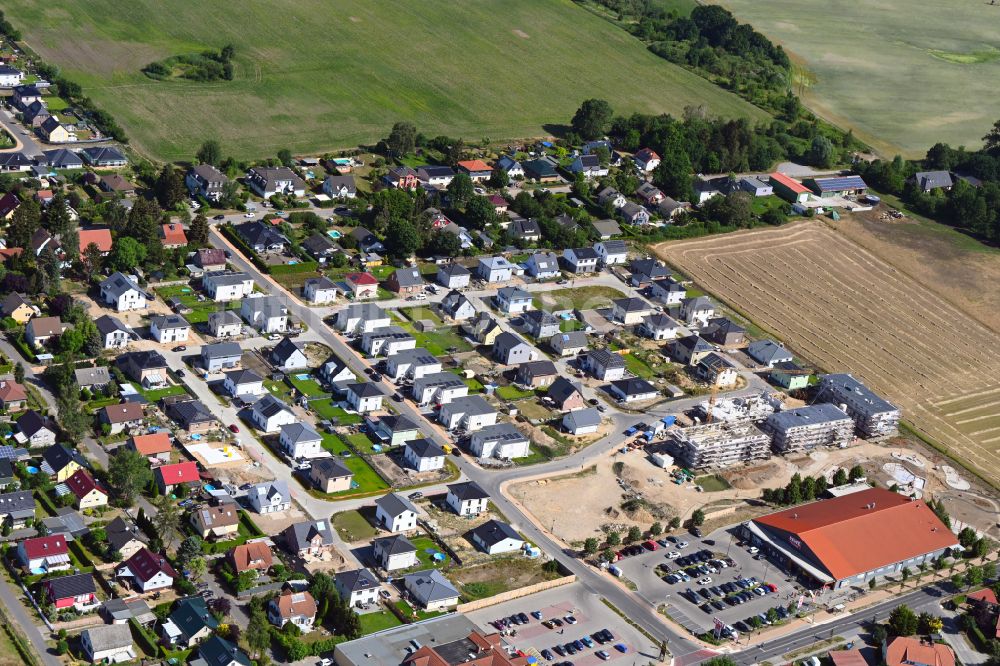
[
  {"xmin": 671, "ymin": 420, "xmax": 770, "ymax": 469},
  {"xmin": 816, "ymin": 374, "xmax": 900, "ymax": 438},
  {"xmin": 743, "ymin": 488, "xmax": 959, "ymax": 590},
  {"xmin": 764, "ymin": 404, "xmax": 854, "ymax": 454}
]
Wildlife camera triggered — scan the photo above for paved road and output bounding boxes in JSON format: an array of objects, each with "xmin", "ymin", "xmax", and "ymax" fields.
[{"xmin": 0, "ymin": 570, "xmax": 60, "ymax": 666}]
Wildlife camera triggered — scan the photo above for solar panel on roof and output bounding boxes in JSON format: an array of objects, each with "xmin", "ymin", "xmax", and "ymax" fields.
[{"xmin": 814, "ymin": 176, "xmax": 866, "ymax": 190}]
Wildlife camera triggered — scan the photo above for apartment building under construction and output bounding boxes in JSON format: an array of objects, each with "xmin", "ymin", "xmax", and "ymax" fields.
[
  {"xmin": 671, "ymin": 420, "xmax": 771, "ymax": 469},
  {"xmin": 764, "ymin": 403, "xmax": 855, "ymax": 454}
]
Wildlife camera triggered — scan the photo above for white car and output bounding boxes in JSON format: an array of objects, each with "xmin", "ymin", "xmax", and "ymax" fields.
[
  {"xmin": 748, "ymin": 546, "xmax": 759, "ymax": 555},
  {"xmin": 676, "ymin": 541, "xmax": 689, "ymax": 549},
  {"xmin": 698, "ymin": 577, "xmax": 712, "ymax": 585},
  {"xmin": 665, "ymin": 551, "xmax": 681, "ymax": 559},
  {"xmin": 318, "ymin": 659, "xmax": 334, "ymax": 666},
  {"xmin": 244, "ymin": 212, "xmax": 255, "ymax": 218}
]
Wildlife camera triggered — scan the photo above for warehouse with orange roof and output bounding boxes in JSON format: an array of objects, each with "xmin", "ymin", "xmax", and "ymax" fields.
[
  {"xmin": 768, "ymin": 172, "xmax": 811, "ymax": 204},
  {"xmin": 742, "ymin": 488, "xmax": 959, "ymax": 589}
]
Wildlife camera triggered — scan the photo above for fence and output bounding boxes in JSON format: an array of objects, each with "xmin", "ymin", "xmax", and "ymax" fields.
[{"xmin": 455, "ymin": 575, "xmax": 576, "ymax": 613}]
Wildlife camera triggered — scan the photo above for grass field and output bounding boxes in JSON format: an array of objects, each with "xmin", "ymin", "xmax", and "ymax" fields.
[
  {"xmin": 6, "ymin": 0, "xmax": 764, "ymax": 160},
  {"xmin": 656, "ymin": 220, "xmax": 1000, "ymax": 488},
  {"xmin": 717, "ymin": 0, "xmax": 1000, "ymax": 156},
  {"xmin": 534, "ymin": 286, "xmax": 626, "ymax": 312}
]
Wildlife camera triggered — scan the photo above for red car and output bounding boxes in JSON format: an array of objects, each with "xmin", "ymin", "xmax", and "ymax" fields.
[
  {"xmin": 643, "ymin": 540, "xmax": 659, "ymax": 551},
  {"xmin": 228, "ymin": 424, "xmax": 240, "ymax": 433}
]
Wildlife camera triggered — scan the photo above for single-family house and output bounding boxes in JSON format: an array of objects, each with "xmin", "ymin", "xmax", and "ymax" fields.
[
  {"xmin": 283, "ymin": 519, "xmax": 336, "ymax": 557},
  {"xmin": 40, "ymin": 443, "xmax": 83, "ymax": 481},
  {"xmin": 361, "ymin": 325, "xmax": 415, "ymax": 357},
  {"xmin": 456, "ymin": 159, "xmax": 493, "ymax": 181},
  {"xmin": 0, "ymin": 491, "xmax": 35, "ymax": 528},
  {"xmin": 208, "ymin": 311, "xmax": 243, "ymax": 339},
  {"xmin": 39, "ymin": 116, "xmax": 74, "ymax": 143},
  {"xmin": 493, "ymin": 332, "xmax": 536, "ymax": 365},
  {"xmin": 248, "ymin": 480, "xmax": 292, "ymax": 514},
  {"xmin": 649, "ymin": 278, "xmax": 687, "ymax": 306},
  {"xmin": 411, "ymin": 372, "xmax": 468, "ymax": 406},
  {"xmin": 563, "ymin": 407, "xmax": 602, "ymax": 435},
  {"xmin": 610, "ymin": 378, "xmax": 659, "ymax": 403},
  {"xmin": 695, "ymin": 352, "xmax": 740, "ymax": 388},
  {"xmin": 620, "ymin": 202, "xmax": 650, "ymax": 225},
  {"xmin": 679, "ymin": 296, "xmax": 715, "ymax": 327},
  {"xmin": 524, "ymin": 252, "xmax": 560, "ymax": 279},
  {"xmin": 547, "ymin": 376, "xmax": 587, "ymax": 412},
  {"xmin": 279, "ymin": 422, "xmax": 323, "ymax": 460},
  {"xmin": 223, "ymin": 368, "xmax": 265, "ymax": 401},
  {"xmin": 633, "ymin": 148, "xmax": 661, "ymax": 172},
  {"xmin": 154, "ymin": 461, "xmax": 200, "ymax": 494},
  {"xmin": 611, "ymin": 297, "xmax": 655, "ymax": 325},
  {"xmin": 463, "ymin": 312, "xmax": 502, "ymax": 345},
  {"xmin": 0, "ymin": 380, "xmax": 27, "ymax": 412},
  {"xmin": 20, "ymin": 411, "xmax": 57, "ymax": 447},
  {"xmin": 385, "ymin": 348, "xmax": 441, "ymax": 382},
  {"xmin": 18, "ymin": 534, "xmax": 70, "ymax": 572},
  {"xmin": 12, "ymin": 84, "xmax": 43, "ymax": 110},
  {"xmin": 508, "ymin": 218, "xmax": 542, "ymax": 244},
  {"xmin": 271, "ymin": 337, "xmax": 309, "ymax": 371},
  {"xmin": 80, "ymin": 624, "xmax": 135, "ymax": 664},
  {"xmin": 203, "ymin": 271, "xmax": 255, "ymax": 301},
  {"xmin": 438, "ymin": 395, "xmax": 497, "ymax": 432},
  {"xmin": 669, "ymin": 334, "xmax": 715, "ymax": 366},
  {"xmin": 335, "ymin": 568, "xmax": 381, "ymax": 608},
  {"xmin": 595, "ymin": 240, "xmax": 628, "ymax": 266},
  {"xmin": 303, "ymin": 275, "xmax": 339, "ymax": 304},
  {"xmin": 369, "ymin": 414, "xmax": 420, "ymax": 447},
  {"xmin": 344, "ymin": 272, "xmax": 380, "ymax": 300},
  {"xmin": 440, "ymin": 290, "xmax": 476, "ymax": 321},
  {"xmin": 335, "ymin": 302, "xmax": 390, "ymax": 335},
  {"xmin": 770, "ymin": 360, "xmax": 810, "ymax": 390},
  {"xmin": 246, "ymin": 166, "xmax": 306, "ymax": 198},
  {"xmin": 583, "ymin": 348, "xmax": 626, "ymax": 381},
  {"xmin": 186, "ymin": 164, "xmax": 229, "ymax": 201},
  {"xmin": 403, "ymin": 570, "xmax": 459, "ymax": 611},
  {"xmin": 493, "ymin": 286, "xmax": 533, "ymax": 314},
  {"xmin": 562, "ymin": 247, "xmax": 600, "ymax": 274},
  {"xmin": 522, "ymin": 309, "xmax": 560, "ymax": 339},
  {"xmin": 635, "ymin": 181, "xmax": 666, "ymax": 206},
  {"xmin": 105, "ymin": 516, "xmax": 148, "ymax": 559},
  {"xmin": 437, "ymin": 262, "xmax": 471, "ymax": 289},
  {"xmin": 201, "ymin": 342, "xmax": 243, "ymax": 372},
  {"xmin": 375, "ymin": 492, "xmax": 419, "ymax": 532},
  {"xmin": 99, "ymin": 273, "xmax": 147, "ymax": 311},
  {"xmin": 44, "ymin": 573, "xmax": 97, "ymax": 612},
  {"xmin": 702, "ymin": 317, "xmax": 746, "ymax": 346},
  {"xmin": 372, "ymin": 534, "xmax": 418, "ymax": 571},
  {"xmin": 301, "ymin": 233, "xmax": 340, "ymax": 263},
  {"xmin": 445, "ymin": 481, "xmax": 489, "ymax": 516},
  {"xmin": 309, "ymin": 457, "xmax": 354, "ymax": 494},
  {"xmin": 160, "ymin": 596, "xmax": 219, "ymax": 648},
  {"xmin": 1, "ymin": 292, "xmax": 35, "ymax": 324},
  {"xmin": 25, "ymin": 315, "xmax": 68, "ymax": 348},
  {"xmin": 116, "ymin": 547, "xmax": 176, "ymax": 592},
  {"xmin": 470, "ymin": 520, "xmax": 525, "ymax": 555},
  {"xmin": 911, "ymin": 171, "xmax": 954, "ymax": 192},
  {"xmin": 640, "ymin": 313, "xmax": 679, "ymax": 341},
  {"xmin": 322, "ymin": 174, "xmax": 357, "ymax": 199},
  {"xmin": 568, "ymin": 154, "xmax": 609, "ymax": 178},
  {"xmin": 189, "ymin": 636, "xmax": 250, "ymax": 666},
  {"xmin": 382, "ymin": 166, "xmax": 419, "ymax": 189},
  {"xmin": 99, "ymin": 402, "xmax": 145, "ymax": 435},
  {"xmin": 241, "ymin": 295, "xmax": 288, "ymax": 333},
  {"xmin": 415, "ymin": 165, "xmax": 456, "ymax": 188},
  {"xmin": 194, "ymin": 249, "xmax": 227, "ymax": 272},
  {"xmin": 117, "ymin": 350, "xmax": 169, "ymax": 388},
  {"xmin": 403, "ymin": 439, "xmax": 446, "ymax": 472},
  {"xmin": 515, "ymin": 359, "xmax": 558, "ymax": 388},
  {"xmin": 149, "ymin": 314, "xmax": 190, "ymax": 344},
  {"xmin": 345, "ymin": 382, "xmax": 385, "ymax": 413},
  {"xmin": 386, "ymin": 267, "xmax": 425, "ymax": 295},
  {"xmin": 235, "ymin": 222, "xmax": 288, "ymax": 254},
  {"xmin": 80, "ymin": 146, "xmax": 127, "ymax": 168},
  {"xmin": 747, "ymin": 340, "xmax": 793, "ymax": 367},
  {"xmin": 494, "ymin": 155, "xmax": 524, "ymax": 178},
  {"xmin": 320, "ymin": 355, "xmax": 356, "ymax": 386},
  {"xmin": 549, "ymin": 330, "xmax": 588, "ymax": 357},
  {"xmin": 477, "ymin": 256, "xmax": 515, "ymax": 283},
  {"xmin": 469, "ymin": 423, "xmax": 530, "ymax": 461},
  {"xmin": 522, "ymin": 158, "xmax": 560, "ymax": 182},
  {"xmin": 94, "ymin": 315, "xmax": 135, "ymax": 350},
  {"xmin": 228, "ymin": 541, "xmax": 274, "ymax": 575},
  {"xmin": 160, "ymin": 223, "xmax": 188, "ymax": 249},
  {"xmin": 190, "ymin": 502, "xmax": 240, "ymax": 540},
  {"xmin": 250, "ymin": 394, "xmax": 297, "ymax": 433},
  {"xmin": 597, "ymin": 186, "xmax": 628, "ymax": 209}
]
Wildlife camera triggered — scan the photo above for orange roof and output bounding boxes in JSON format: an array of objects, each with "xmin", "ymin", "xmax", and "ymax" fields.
[
  {"xmin": 0, "ymin": 380, "xmax": 27, "ymax": 403},
  {"xmin": 458, "ymin": 159, "xmax": 492, "ymax": 173},
  {"xmin": 404, "ymin": 632, "xmax": 524, "ymax": 666},
  {"xmin": 754, "ymin": 488, "xmax": 959, "ymax": 581},
  {"xmin": 769, "ymin": 172, "xmax": 810, "ymax": 194},
  {"xmin": 969, "ymin": 588, "xmax": 999, "ymax": 605},
  {"xmin": 830, "ymin": 649, "xmax": 869, "ymax": 666},
  {"xmin": 0, "ymin": 248, "xmax": 23, "ymax": 261},
  {"xmin": 160, "ymin": 224, "xmax": 188, "ymax": 246},
  {"xmin": 272, "ymin": 587, "xmax": 317, "ymax": 620},
  {"xmin": 130, "ymin": 432, "xmax": 172, "ymax": 456},
  {"xmin": 78, "ymin": 228, "xmax": 113, "ymax": 254},
  {"xmin": 885, "ymin": 637, "xmax": 954, "ymax": 666},
  {"xmin": 35, "ymin": 190, "xmax": 54, "ymax": 200},
  {"xmin": 230, "ymin": 541, "xmax": 274, "ymax": 572}
]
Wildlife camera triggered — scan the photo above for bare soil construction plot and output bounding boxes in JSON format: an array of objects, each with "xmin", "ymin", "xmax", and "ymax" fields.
[{"xmin": 654, "ymin": 221, "xmax": 1000, "ymax": 487}]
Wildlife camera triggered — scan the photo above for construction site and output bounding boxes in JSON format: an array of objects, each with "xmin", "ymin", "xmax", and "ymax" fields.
[{"xmin": 669, "ymin": 419, "xmax": 772, "ymax": 469}]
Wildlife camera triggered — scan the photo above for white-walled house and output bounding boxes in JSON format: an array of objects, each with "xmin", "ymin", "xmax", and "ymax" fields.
[
  {"xmin": 203, "ymin": 272, "xmax": 255, "ymax": 302},
  {"xmin": 250, "ymin": 395, "xmax": 297, "ymax": 433},
  {"xmin": 403, "ymin": 439, "xmax": 446, "ymax": 472},
  {"xmin": 374, "ymin": 492, "xmax": 419, "ymax": 533},
  {"xmin": 247, "ymin": 481, "xmax": 292, "ymax": 514},
  {"xmin": 149, "ymin": 315, "xmax": 190, "ymax": 344},
  {"xmin": 469, "ymin": 423, "xmax": 531, "ymax": 460},
  {"xmin": 279, "ymin": 422, "xmax": 324, "ymax": 459},
  {"xmin": 345, "ymin": 382, "xmax": 384, "ymax": 413},
  {"xmin": 99, "ymin": 273, "xmax": 147, "ymax": 312},
  {"xmin": 445, "ymin": 481, "xmax": 489, "ymax": 516}
]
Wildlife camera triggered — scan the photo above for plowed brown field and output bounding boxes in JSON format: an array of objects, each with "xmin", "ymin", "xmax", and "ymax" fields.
[{"xmin": 654, "ymin": 221, "xmax": 1000, "ymax": 487}]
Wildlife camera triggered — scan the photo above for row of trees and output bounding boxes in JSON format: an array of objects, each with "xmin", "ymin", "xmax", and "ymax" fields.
[{"xmin": 760, "ymin": 468, "xmax": 865, "ymax": 506}]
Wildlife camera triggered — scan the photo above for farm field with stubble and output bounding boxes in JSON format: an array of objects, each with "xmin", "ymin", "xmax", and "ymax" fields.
[
  {"xmin": 6, "ymin": 0, "xmax": 765, "ymax": 161},
  {"xmin": 655, "ymin": 220, "xmax": 1000, "ymax": 488},
  {"xmin": 717, "ymin": 0, "xmax": 1000, "ymax": 156}
]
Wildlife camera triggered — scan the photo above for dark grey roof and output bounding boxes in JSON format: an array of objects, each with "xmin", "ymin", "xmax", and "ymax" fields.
[
  {"xmin": 447, "ymin": 481, "xmax": 489, "ymax": 501},
  {"xmin": 470, "ymin": 520, "xmax": 522, "ymax": 548},
  {"xmin": 819, "ymin": 374, "xmax": 898, "ymax": 414},
  {"xmin": 271, "ymin": 337, "xmax": 307, "ymax": 363},
  {"xmin": 336, "ymin": 567, "xmax": 380, "ymax": 593},
  {"xmin": 766, "ymin": 403, "xmax": 851, "ymax": 431},
  {"xmin": 0, "ymin": 490, "xmax": 34, "ymax": 516},
  {"xmin": 287, "ymin": 520, "xmax": 334, "ymax": 549},
  {"xmin": 347, "ymin": 382, "xmax": 384, "ymax": 398},
  {"xmin": 45, "ymin": 572, "xmax": 96, "ymax": 600},
  {"xmin": 118, "ymin": 349, "xmax": 167, "ymax": 372},
  {"xmin": 74, "ymin": 366, "xmax": 112, "ymax": 387},
  {"xmin": 100, "ymin": 272, "xmax": 145, "ymax": 299},
  {"xmin": 202, "ymin": 342, "xmax": 242, "ymax": 359},
  {"xmin": 630, "ymin": 258, "xmax": 670, "ymax": 280},
  {"xmin": 442, "ymin": 395, "xmax": 494, "ymax": 416},
  {"xmin": 80, "ymin": 146, "xmax": 127, "ymax": 164},
  {"xmin": 497, "ymin": 286, "xmax": 531, "ymax": 301},
  {"xmin": 168, "ymin": 596, "xmax": 218, "ymax": 640},
  {"xmin": 392, "ymin": 267, "xmax": 424, "ymax": 287},
  {"xmin": 375, "ymin": 492, "xmax": 419, "ymax": 517},
  {"xmin": 166, "ymin": 400, "xmax": 215, "ymax": 427},
  {"xmin": 417, "ymin": 165, "xmax": 455, "ymax": 179},
  {"xmin": 95, "ymin": 314, "xmax": 132, "ymax": 337},
  {"xmin": 406, "ymin": 438, "xmax": 445, "ymax": 459},
  {"xmin": 253, "ymin": 394, "xmax": 292, "ymax": 418},
  {"xmin": 20, "ymin": 411, "xmax": 54, "ymax": 438},
  {"xmin": 235, "ymin": 221, "xmax": 287, "ymax": 248},
  {"xmin": 914, "ymin": 171, "xmax": 953, "ymax": 190},
  {"xmin": 610, "ymin": 377, "xmax": 657, "ymax": 397},
  {"xmin": 568, "ymin": 247, "xmax": 599, "ymax": 261},
  {"xmin": 599, "ymin": 240, "xmax": 628, "ymax": 254},
  {"xmin": 547, "ymin": 376, "xmax": 583, "ymax": 404},
  {"xmin": 373, "ymin": 533, "xmax": 416, "ymax": 555},
  {"xmin": 105, "ymin": 516, "xmax": 147, "ymax": 552},
  {"xmin": 747, "ymin": 339, "xmax": 792, "ymax": 365},
  {"xmin": 0, "ymin": 152, "xmax": 32, "ymax": 169},
  {"xmin": 563, "ymin": 407, "xmax": 602, "ymax": 430},
  {"xmin": 224, "ymin": 368, "xmax": 263, "ymax": 385},
  {"xmin": 613, "ymin": 297, "xmax": 653, "ymax": 313},
  {"xmin": 311, "ymin": 457, "xmax": 352, "ymax": 480},
  {"xmin": 302, "ymin": 233, "xmax": 337, "ymax": 257},
  {"xmin": 439, "ymin": 263, "xmax": 471, "ymax": 277},
  {"xmin": 279, "ymin": 422, "xmax": 321, "ymax": 444},
  {"xmin": 380, "ymin": 414, "xmax": 418, "ymax": 432},
  {"xmin": 193, "ymin": 636, "xmax": 250, "ymax": 666},
  {"xmin": 323, "ymin": 174, "xmax": 357, "ymax": 193},
  {"xmin": 208, "ymin": 310, "xmax": 243, "ymax": 328},
  {"xmin": 518, "ymin": 359, "xmax": 557, "ymax": 377},
  {"xmin": 587, "ymin": 347, "xmax": 625, "ymax": 368},
  {"xmin": 672, "ymin": 335, "xmax": 714, "ymax": 354},
  {"xmin": 151, "ymin": 314, "xmax": 189, "ymax": 330},
  {"xmin": 522, "ymin": 309, "xmax": 558, "ymax": 327},
  {"xmin": 642, "ymin": 314, "xmax": 678, "ymax": 330},
  {"xmin": 404, "ymin": 569, "xmax": 459, "ymax": 603}
]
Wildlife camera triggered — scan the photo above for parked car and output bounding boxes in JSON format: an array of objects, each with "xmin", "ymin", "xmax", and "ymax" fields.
[
  {"xmin": 228, "ymin": 424, "xmax": 240, "ymax": 433},
  {"xmin": 541, "ymin": 650, "xmax": 554, "ymax": 661},
  {"xmin": 596, "ymin": 652, "xmax": 610, "ymax": 661}
]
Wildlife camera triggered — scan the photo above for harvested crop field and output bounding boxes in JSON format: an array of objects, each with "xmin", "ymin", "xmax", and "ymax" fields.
[{"xmin": 655, "ymin": 221, "xmax": 1000, "ymax": 487}]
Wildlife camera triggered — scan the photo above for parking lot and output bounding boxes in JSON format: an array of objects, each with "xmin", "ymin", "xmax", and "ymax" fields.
[
  {"xmin": 613, "ymin": 527, "xmax": 803, "ymax": 638},
  {"xmin": 465, "ymin": 584, "xmax": 653, "ymax": 666}
]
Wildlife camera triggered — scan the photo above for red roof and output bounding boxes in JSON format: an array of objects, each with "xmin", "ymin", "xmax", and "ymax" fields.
[
  {"xmin": 154, "ymin": 461, "xmax": 199, "ymax": 485},
  {"xmin": 130, "ymin": 432, "xmax": 172, "ymax": 456},
  {"xmin": 65, "ymin": 469, "xmax": 106, "ymax": 499},
  {"xmin": 457, "ymin": 159, "xmax": 492, "ymax": 173},
  {"xmin": 754, "ymin": 488, "xmax": 959, "ymax": 581},
  {"xmin": 885, "ymin": 637, "xmax": 954, "ymax": 666},
  {"xmin": 160, "ymin": 223, "xmax": 188, "ymax": 246},
  {"xmin": 968, "ymin": 588, "xmax": 999, "ymax": 605},
  {"xmin": 346, "ymin": 272, "xmax": 379, "ymax": 286},
  {"xmin": 21, "ymin": 534, "xmax": 68, "ymax": 559},
  {"xmin": 0, "ymin": 380, "xmax": 27, "ymax": 403},
  {"xmin": 122, "ymin": 547, "xmax": 177, "ymax": 583},
  {"xmin": 769, "ymin": 172, "xmax": 810, "ymax": 194},
  {"xmin": 635, "ymin": 148, "xmax": 660, "ymax": 162},
  {"xmin": 78, "ymin": 228, "xmax": 113, "ymax": 254},
  {"xmin": 488, "ymin": 194, "xmax": 507, "ymax": 206},
  {"xmin": 0, "ymin": 192, "xmax": 20, "ymax": 217},
  {"xmin": 830, "ymin": 649, "xmax": 869, "ymax": 666}
]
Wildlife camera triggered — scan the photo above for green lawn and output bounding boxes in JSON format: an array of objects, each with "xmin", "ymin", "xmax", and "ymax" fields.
[
  {"xmin": 622, "ymin": 353, "xmax": 657, "ymax": 380},
  {"xmin": 397, "ymin": 321, "xmax": 472, "ymax": 356},
  {"xmin": 287, "ymin": 374, "xmax": 325, "ymax": 397},
  {"xmin": 130, "ymin": 382, "xmax": 188, "ymax": 401},
  {"xmin": 309, "ymin": 399, "xmax": 363, "ymax": 425},
  {"xmin": 409, "ymin": 535, "xmax": 450, "ymax": 569},
  {"xmin": 694, "ymin": 474, "xmax": 732, "ymax": 492},
  {"xmin": 338, "ymin": 456, "xmax": 389, "ymax": 495},
  {"xmin": 263, "ymin": 379, "xmax": 294, "ymax": 403},
  {"xmin": 332, "ymin": 508, "xmax": 378, "ymax": 541},
  {"xmin": 495, "ymin": 385, "xmax": 535, "ymax": 400},
  {"xmin": 5, "ymin": 0, "xmax": 762, "ymax": 160},
  {"xmin": 395, "ymin": 600, "xmax": 443, "ymax": 622},
  {"xmin": 339, "ymin": 432, "xmax": 379, "ymax": 455},
  {"xmin": 154, "ymin": 285, "xmax": 240, "ymax": 324},
  {"xmin": 535, "ymin": 286, "xmax": 625, "ymax": 312},
  {"xmin": 359, "ymin": 610, "xmax": 403, "ymax": 635}
]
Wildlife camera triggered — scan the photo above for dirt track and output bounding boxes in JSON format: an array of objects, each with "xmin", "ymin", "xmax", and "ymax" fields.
[{"xmin": 653, "ymin": 220, "xmax": 1000, "ymax": 487}]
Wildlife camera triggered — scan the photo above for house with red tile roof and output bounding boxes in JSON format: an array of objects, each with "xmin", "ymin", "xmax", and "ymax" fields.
[
  {"xmin": 0, "ymin": 379, "xmax": 27, "ymax": 411},
  {"xmin": 18, "ymin": 534, "xmax": 70, "ymax": 571},
  {"xmin": 456, "ymin": 160, "xmax": 493, "ymax": 182},
  {"xmin": 78, "ymin": 228, "xmax": 113, "ymax": 256},
  {"xmin": 829, "ymin": 648, "xmax": 869, "ymax": 666},
  {"xmin": 117, "ymin": 547, "xmax": 177, "ymax": 592},
  {"xmin": 884, "ymin": 637, "xmax": 954, "ymax": 666},
  {"xmin": 154, "ymin": 461, "xmax": 200, "ymax": 494},
  {"xmin": 746, "ymin": 488, "xmax": 959, "ymax": 589},
  {"xmin": 65, "ymin": 469, "xmax": 109, "ymax": 509},
  {"xmin": 968, "ymin": 588, "xmax": 999, "ymax": 606},
  {"xmin": 128, "ymin": 432, "xmax": 172, "ymax": 461},
  {"xmin": 160, "ymin": 223, "xmax": 188, "ymax": 248},
  {"xmin": 229, "ymin": 541, "xmax": 274, "ymax": 574},
  {"xmin": 345, "ymin": 272, "xmax": 379, "ymax": 300}
]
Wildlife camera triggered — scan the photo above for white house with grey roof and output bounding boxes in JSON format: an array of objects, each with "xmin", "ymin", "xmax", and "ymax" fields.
[
  {"xmin": 385, "ymin": 348, "xmax": 441, "ymax": 381},
  {"xmin": 524, "ymin": 252, "xmax": 560, "ymax": 279},
  {"xmin": 321, "ymin": 355, "xmax": 355, "ymax": 386},
  {"xmin": 334, "ymin": 303, "xmax": 390, "ymax": 335},
  {"xmin": 493, "ymin": 286, "xmax": 533, "ymax": 314},
  {"xmin": 522, "ymin": 309, "xmax": 560, "ymax": 339},
  {"xmin": 208, "ymin": 311, "xmax": 243, "ymax": 338},
  {"xmin": 583, "ymin": 348, "xmax": 626, "ymax": 381},
  {"xmin": 335, "ymin": 568, "xmax": 381, "ymax": 608},
  {"xmin": 223, "ymin": 369, "xmax": 264, "ymax": 401},
  {"xmin": 438, "ymin": 395, "xmax": 497, "ymax": 432},
  {"xmin": 477, "ymin": 256, "xmax": 515, "ymax": 283},
  {"xmin": 679, "ymin": 296, "xmax": 715, "ymax": 327},
  {"xmin": 246, "ymin": 166, "xmax": 305, "ymax": 198},
  {"xmin": 375, "ymin": 492, "xmax": 419, "ymax": 532},
  {"xmin": 562, "ymin": 407, "xmax": 602, "ymax": 435},
  {"xmin": 303, "ymin": 276, "xmax": 339, "ymax": 304},
  {"xmin": 649, "ymin": 278, "xmax": 687, "ymax": 306},
  {"xmin": 247, "ymin": 480, "xmax": 292, "ymax": 513},
  {"xmin": 95, "ymin": 315, "xmax": 136, "ymax": 349},
  {"xmin": 241, "ymin": 295, "xmax": 287, "ymax": 333},
  {"xmin": 440, "ymin": 290, "xmax": 476, "ymax": 321},
  {"xmin": 611, "ymin": 297, "xmax": 654, "ymax": 325},
  {"xmin": 403, "ymin": 439, "xmax": 446, "ymax": 472},
  {"xmin": 150, "ymin": 314, "xmax": 190, "ymax": 343},
  {"xmin": 445, "ymin": 481, "xmax": 489, "ymax": 516},
  {"xmin": 562, "ymin": 247, "xmax": 600, "ymax": 274},
  {"xmin": 371, "ymin": 414, "xmax": 420, "ymax": 446},
  {"xmin": 322, "ymin": 174, "xmax": 357, "ymax": 199},
  {"xmin": 493, "ymin": 332, "xmax": 537, "ymax": 365},
  {"xmin": 345, "ymin": 382, "xmax": 384, "ymax": 413},
  {"xmin": 372, "ymin": 534, "xmax": 417, "ymax": 571},
  {"xmin": 186, "ymin": 164, "xmax": 228, "ymax": 201},
  {"xmin": 75, "ymin": 366, "xmax": 112, "ymax": 391},
  {"xmin": 404, "ymin": 570, "xmax": 459, "ymax": 611},
  {"xmin": 412, "ymin": 371, "xmax": 468, "ymax": 406},
  {"xmin": 595, "ymin": 240, "xmax": 628, "ymax": 266},
  {"xmin": 279, "ymin": 422, "xmax": 323, "ymax": 459},
  {"xmin": 470, "ymin": 520, "xmax": 525, "ymax": 555},
  {"xmin": 747, "ymin": 340, "xmax": 793, "ymax": 368},
  {"xmin": 469, "ymin": 423, "xmax": 530, "ymax": 460},
  {"xmin": 203, "ymin": 271, "xmax": 255, "ymax": 302},
  {"xmin": 361, "ymin": 326, "xmax": 416, "ymax": 357},
  {"xmin": 283, "ymin": 519, "xmax": 335, "ymax": 556},
  {"xmin": 271, "ymin": 337, "xmax": 309, "ymax": 371},
  {"xmin": 738, "ymin": 176, "xmax": 773, "ymax": 197},
  {"xmin": 201, "ymin": 342, "xmax": 242, "ymax": 372},
  {"xmin": 640, "ymin": 314, "xmax": 679, "ymax": 341},
  {"xmin": 99, "ymin": 273, "xmax": 147, "ymax": 312},
  {"xmin": 81, "ymin": 624, "xmax": 135, "ymax": 664},
  {"xmin": 549, "ymin": 330, "xmax": 589, "ymax": 357},
  {"xmin": 251, "ymin": 394, "xmax": 297, "ymax": 433},
  {"xmin": 436, "ymin": 262, "xmax": 471, "ymax": 289}
]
